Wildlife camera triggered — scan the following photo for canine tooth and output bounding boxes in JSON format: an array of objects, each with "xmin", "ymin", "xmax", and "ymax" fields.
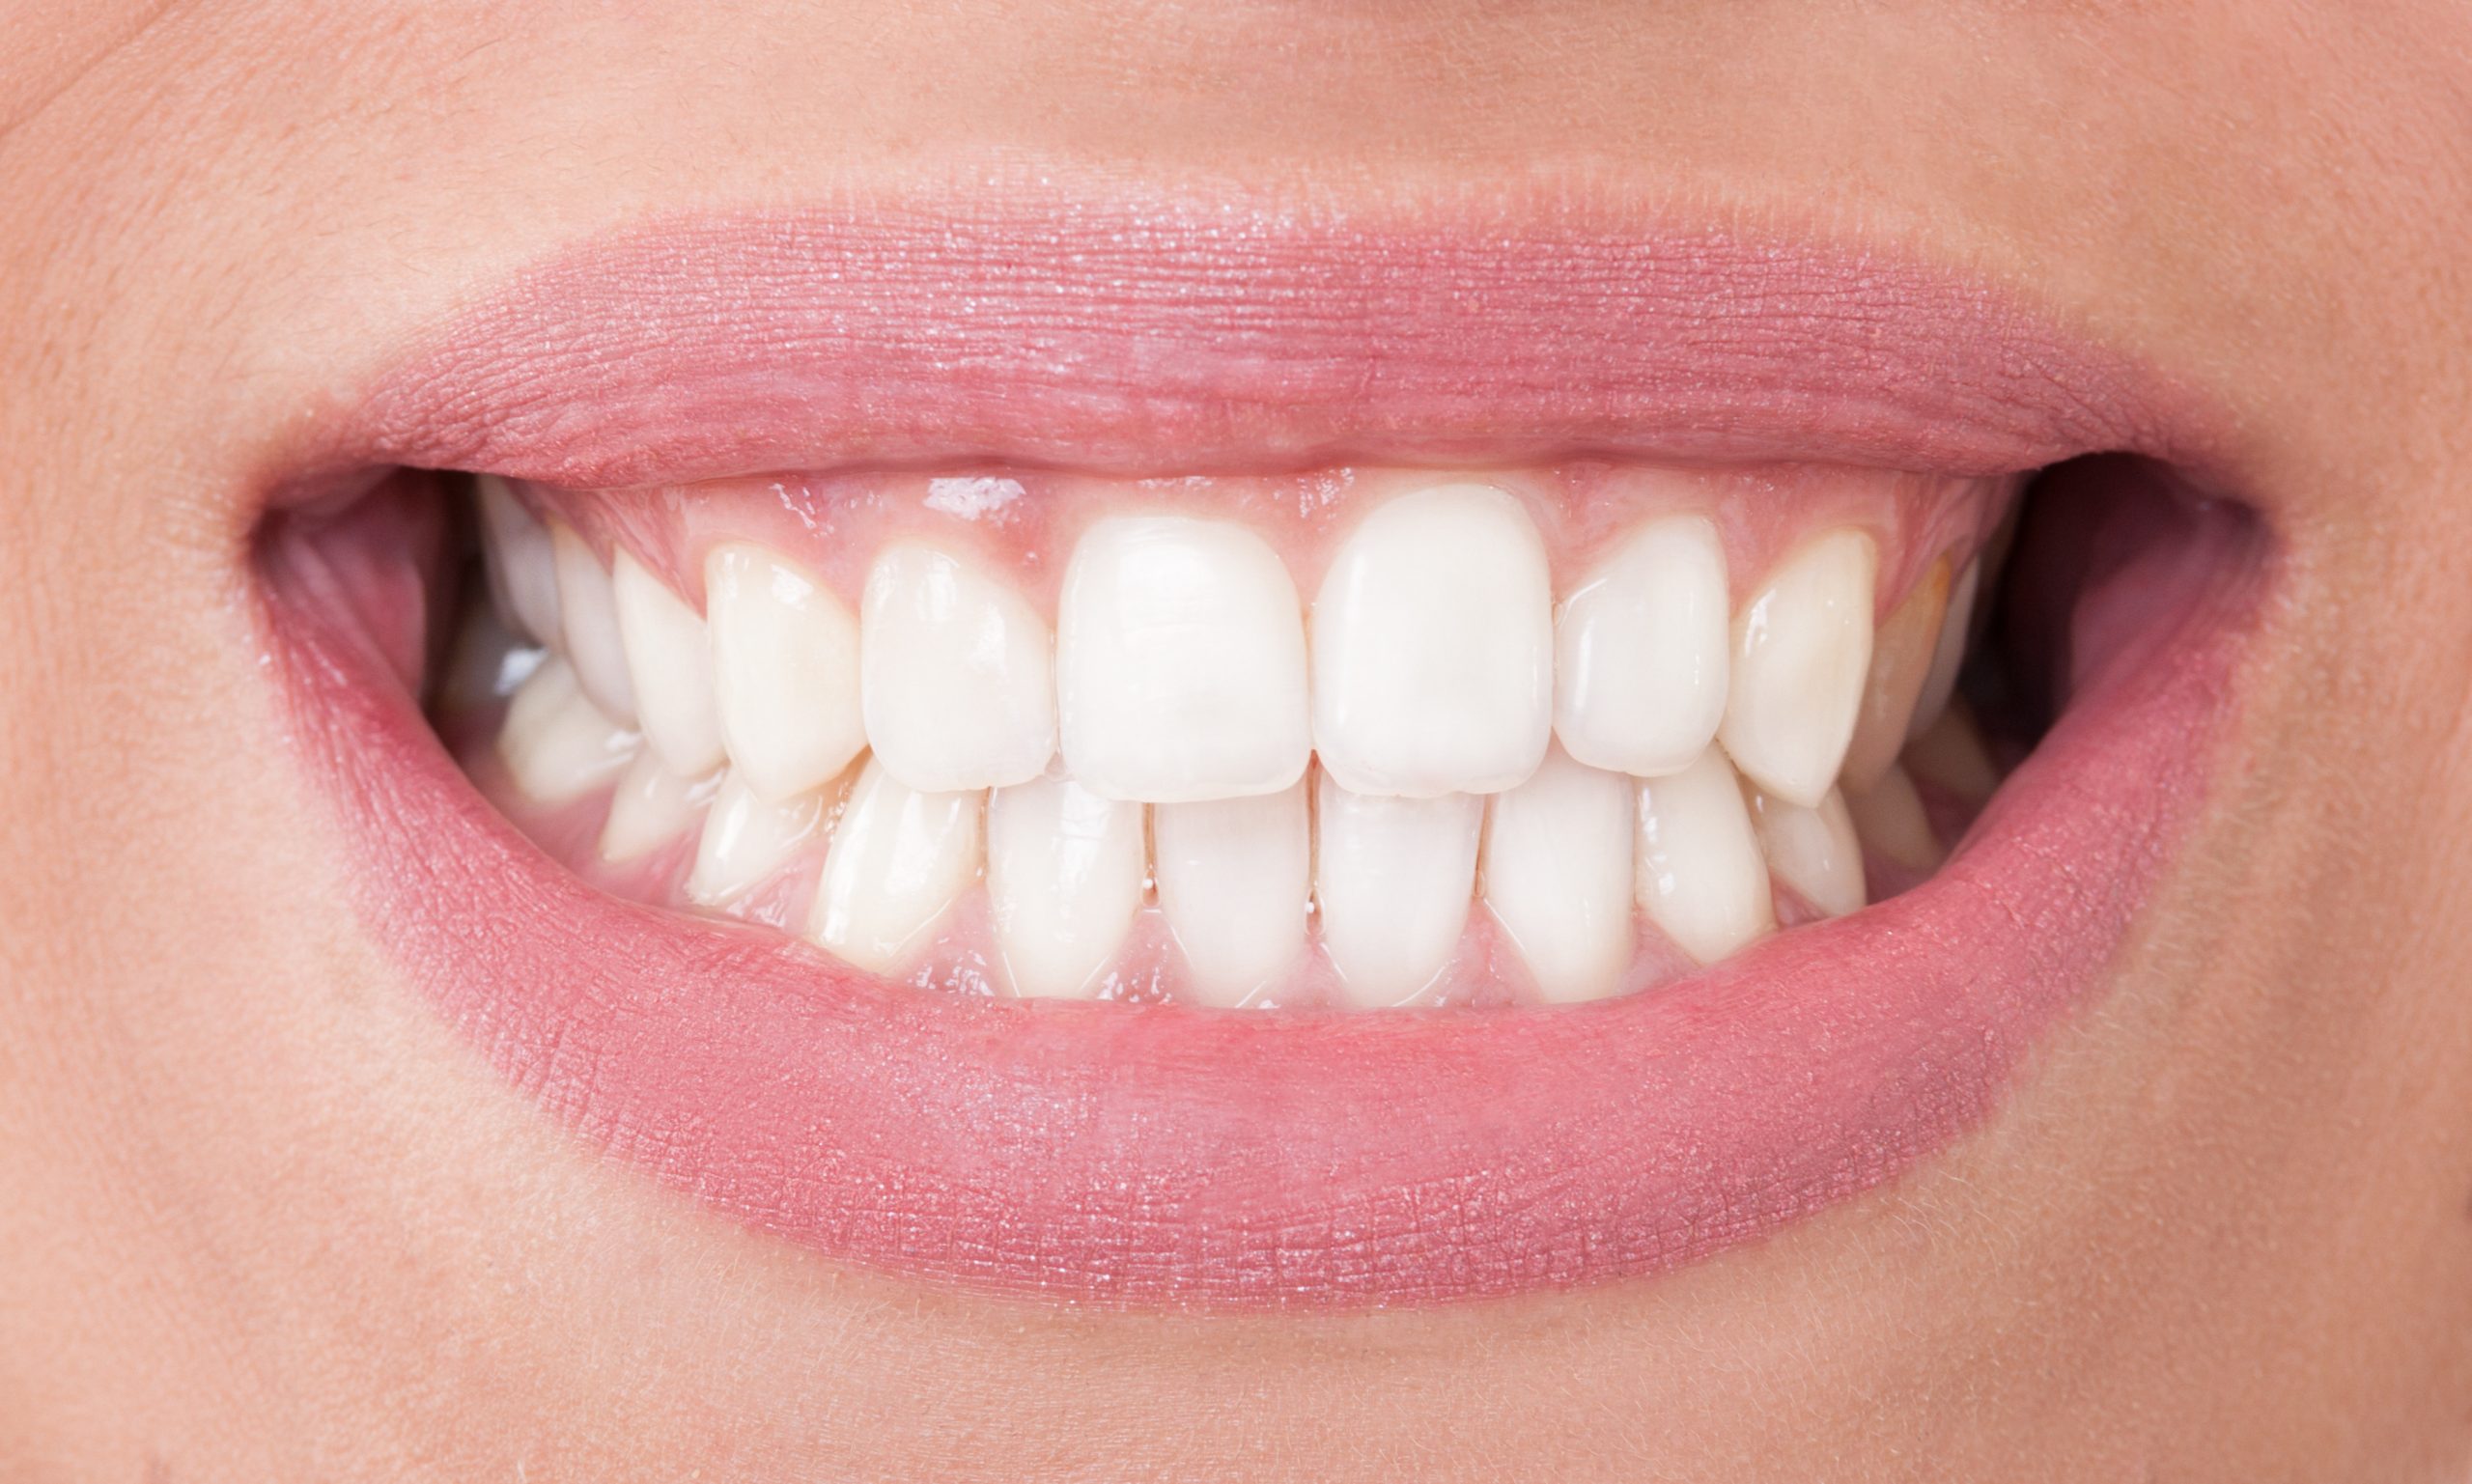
[
  {"xmin": 705, "ymin": 542, "xmax": 866, "ymax": 801},
  {"xmin": 1634, "ymin": 748, "xmax": 1773, "ymax": 965},
  {"xmin": 686, "ymin": 770, "xmax": 824, "ymax": 907},
  {"xmin": 1554, "ymin": 515, "xmax": 1729, "ymax": 777},
  {"xmin": 550, "ymin": 523, "xmax": 638, "ymax": 725},
  {"xmin": 1154, "ymin": 784, "xmax": 1310, "ymax": 1008},
  {"xmin": 1906, "ymin": 559, "xmax": 1981, "ymax": 742},
  {"xmin": 598, "ymin": 752, "xmax": 718, "ymax": 864},
  {"xmin": 986, "ymin": 775, "xmax": 1146, "ymax": 998},
  {"xmin": 1311, "ymin": 484, "xmax": 1553, "ymax": 797},
  {"xmin": 1904, "ymin": 700, "xmax": 2001, "ymax": 808},
  {"xmin": 476, "ymin": 476, "xmax": 562, "ymax": 647},
  {"xmin": 1314, "ymin": 773, "xmax": 1482, "ymax": 1008},
  {"xmin": 807, "ymin": 758, "xmax": 983, "ymax": 973},
  {"xmin": 1844, "ymin": 763, "xmax": 1946, "ymax": 872},
  {"xmin": 496, "ymin": 656, "xmax": 638, "ymax": 805},
  {"xmin": 1481, "ymin": 748, "xmax": 1636, "ymax": 1003},
  {"xmin": 611, "ymin": 551, "xmax": 725, "ymax": 777},
  {"xmin": 1747, "ymin": 785, "xmax": 1867, "ymax": 919},
  {"xmin": 1056, "ymin": 516, "xmax": 1309, "ymax": 802},
  {"xmin": 860, "ymin": 540, "xmax": 1055, "ymax": 792},
  {"xmin": 1841, "ymin": 557, "xmax": 1951, "ymax": 791},
  {"xmin": 1719, "ymin": 529, "xmax": 1876, "ymax": 808}
]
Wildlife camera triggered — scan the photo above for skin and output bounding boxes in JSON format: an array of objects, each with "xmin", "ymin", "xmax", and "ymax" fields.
[{"xmin": 3, "ymin": 1, "xmax": 2470, "ymax": 1477}]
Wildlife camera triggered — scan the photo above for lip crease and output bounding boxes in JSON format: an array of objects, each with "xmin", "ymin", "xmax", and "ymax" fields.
[{"xmin": 261, "ymin": 204, "xmax": 2263, "ymax": 1307}]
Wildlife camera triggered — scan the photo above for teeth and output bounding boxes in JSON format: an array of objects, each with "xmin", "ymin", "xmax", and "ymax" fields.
[
  {"xmin": 1746, "ymin": 785, "xmax": 1867, "ymax": 919},
  {"xmin": 1153, "ymin": 783, "xmax": 1310, "ymax": 1007},
  {"xmin": 685, "ymin": 770, "xmax": 825, "ymax": 907},
  {"xmin": 1843, "ymin": 763, "xmax": 1946, "ymax": 872},
  {"xmin": 549, "ymin": 524, "xmax": 639, "ymax": 725},
  {"xmin": 1554, "ymin": 515, "xmax": 1730, "ymax": 777},
  {"xmin": 1905, "ymin": 559, "xmax": 1981, "ymax": 743},
  {"xmin": 705, "ymin": 543, "xmax": 867, "ymax": 801},
  {"xmin": 599, "ymin": 752, "xmax": 719, "ymax": 864},
  {"xmin": 610, "ymin": 551, "xmax": 726, "ymax": 777},
  {"xmin": 1903, "ymin": 700, "xmax": 2001, "ymax": 808},
  {"xmin": 1057, "ymin": 516, "xmax": 1309, "ymax": 802},
  {"xmin": 1314, "ymin": 773, "xmax": 1482, "ymax": 1008},
  {"xmin": 1480, "ymin": 748, "xmax": 1636, "ymax": 1003},
  {"xmin": 1633, "ymin": 748, "xmax": 1774, "ymax": 966},
  {"xmin": 1718, "ymin": 529, "xmax": 1877, "ymax": 808},
  {"xmin": 1840, "ymin": 558, "xmax": 1950, "ymax": 792},
  {"xmin": 1311, "ymin": 485, "xmax": 1553, "ymax": 798},
  {"xmin": 807, "ymin": 757, "xmax": 984, "ymax": 973},
  {"xmin": 496, "ymin": 656, "xmax": 638, "ymax": 805},
  {"xmin": 985, "ymin": 774, "xmax": 1147, "ymax": 998},
  {"xmin": 860, "ymin": 540, "xmax": 1056, "ymax": 792},
  {"xmin": 476, "ymin": 476, "xmax": 563, "ymax": 647}
]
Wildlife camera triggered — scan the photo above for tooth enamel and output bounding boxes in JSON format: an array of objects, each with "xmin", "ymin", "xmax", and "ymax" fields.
[
  {"xmin": 1314, "ymin": 772, "xmax": 1482, "ymax": 1008},
  {"xmin": 1633, "ymin": 748, "xmax": 1774, "ymax": 965},
  {"xmin": 1903, "ymin": 700, "xmax": 2001, "ymax": 808},
  {"xmin": 1843, "ymin": 762, "xmax": 1946, "ymax": 872},
  {"xmin": 1154, "ymin": 783, "xmax": 1310, "ymax": 1008},
  {"xmin": 610, "ymin": 551, "xmax": 726, "ymax": 777},
  {"xmin": 685, "ymin": 770, "xmax": 825, "ymax": 907},
  {"xmin": 1747, "ymin": 785, "xmax": 1867, "ymax": 919},
  {"xmin": 1311, "ymin": 484, "xmax": 1553, "ymax": 798},
  {"xmin": 1718, "ymin": 529, "xmax": 1877, "ymax": 808},
  {"xmin": 985, "ymin": 774, "xmax": 1146, "ymax": 998},
  {"xmin": 598, "ymin": 752, "xmax": 719, "ymax": 864},
  {"xmin": 550, "ymin": 523, "xmax": 639, "ymax": 725},
  {"xmin": 1554, "ymin": 515, "xmax": 1730, "ymax": 777},
  {"xmin": 859, "ymin": 539, "xmax": 1056, "ymax": 792},
  {"xmin": 476, "ymin": 476, "xmax": 563, "ymax": 648},
  {"xmin": 1840, "ymin": 557, "xmax": 1952, "ymax": 791},
  {"xmin": 807, "ymin": 757, "xmax": 984, "ymax": 973},
  {"xmin": 1055, "ymin": 516, "xmax": 1309, "ymax": 802},
  {"xmin": 495, "ymin": 655, "xmax": 639, "ymax": 805},
  {"xmin": 1905, "ymin": 559, "xmax": 1981, "ymax": 743},
  {"xmin": 705, "ymin": 542, "xmax": 867, "ymax": 801},
  {"xmin": 1480, "ymin": 748, "xmax": 1636, "ymax": 1003}
]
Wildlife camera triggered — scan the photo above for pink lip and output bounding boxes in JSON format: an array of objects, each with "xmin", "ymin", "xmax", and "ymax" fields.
[{"xmin": 263, "ymin": 203, "xmax": 2261, "ymax": 1306}]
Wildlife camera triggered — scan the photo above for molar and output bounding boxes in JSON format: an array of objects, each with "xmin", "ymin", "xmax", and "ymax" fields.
[
  {"xmin": 1906, "ymin": 559, "xmax": 1982, "ymax": 744},
  {"xmin": 495, "ymin": 655, "xmax": 639, "ymax": 806},
  {"xmin": 476, "ymin": 475, "xmax": 563, "ymax": 649},
  {"xmin": 1843, "ymin": 762, "xmax": 1946, "ymax": 873}
]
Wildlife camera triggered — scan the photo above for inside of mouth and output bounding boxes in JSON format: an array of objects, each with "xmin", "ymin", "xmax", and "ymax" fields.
[{"xmin": 299, "ymin": 454, "xmax": 2208, "ymax": 1012}]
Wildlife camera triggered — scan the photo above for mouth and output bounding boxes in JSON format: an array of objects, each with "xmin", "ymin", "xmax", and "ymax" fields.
[{"xmin": 254, "ymin": 201, "xmax": 2269, "ymax": 1308}]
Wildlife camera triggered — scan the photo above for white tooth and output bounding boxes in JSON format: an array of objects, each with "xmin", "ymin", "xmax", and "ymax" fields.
[
  {"xmin": 686, "ymin": 770, "xmax": 824, "ymax": 907},
  {"xmin": 1154, "ymin": 784, "xmax": 1309, "ymax": 1007},
  {"xmin": 986, "ymin": 775, "xmax": 1146, "ymax": 998},
  {"xmin": 1480, "ymin": 748, "xmax": 1635, "ymax": 1003},
  {"xmin": 550, "ymin": 524, "xmax": 638, "ymax": 724},
  {"xmin": 1843, "ymin": 763, "xmax": 1945, "ymax": 873},
  {"xmin": 1841, "ymin": 557, "xmax": 1952, "ymax": 792},
  {"xmin": 1313, "ymin": 772, "xmax": 1482, "ymax": 1008},
  {"xmin": 1905, "ymin": 559, "xmax": 1981, "ymax": 743},
  {"xmin": 476, "ymin": 476, "xmax": 563, "ymax": 648},
  {"xmin": 496, "ymin": 656, "xmax": 638, "ymax": 805},
  {"xmin": 1311, "ymin": 484, "xmax": 1553, "ymax": 798},
  {"xmin": 1056, "ymin": 516, "xmax": 1309, "ymax": 802},
  {"xmin": 611, "ymin": 551, "xmax": 726, "ymax": 777},
  {"xmin": 598, "ymin": 752, "xmax": 719, "ymax": 864},
  {"xmin": 1633, "ymin": 748, "xmax": 1773, "ymax": 965},
  {"xmin": 807, "ymin": 758, "xmax": 983, "ymax": 974},
  {"xmin": 1718, "ymin": 529, "xmax": 1877, "ymax": 808},
  {"xmin": 1554, "ymin": 515, "xmax": 1730, "ymax": 777},
  {"xmin": 705, "ymin": 542, "xmax": 866, "ymax": 801},
  {"xmin": 436, "ymin": 592, "xmax": 543, "ymax": 716},
  {"xmin": 860, "ymin": 540, "xmax": 1056, "ymax": 792},
  {"xmin": 1747, "ymin": 785, "xmax": 1867, "ymax": 919},
  {"xmin": 1903, "ymin": 700, "xmax": 2001, "ymax": 808}
]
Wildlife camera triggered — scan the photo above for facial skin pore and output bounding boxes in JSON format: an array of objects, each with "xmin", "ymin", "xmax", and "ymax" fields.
[{"xmin": 3, "ymin": 3, "xmax": 2471, "ymax": 1478}]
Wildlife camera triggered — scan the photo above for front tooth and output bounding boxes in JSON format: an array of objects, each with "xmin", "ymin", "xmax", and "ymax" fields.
[
  {"xmin": 1840, "ymin": 557, "xmax": 1952, "ymax": 791},
  {"xmin": 1905, "ymin": 559, "xmax": 1981, "ymax": 743},
  {"xmin": 807, "ymin": 758, "xmax": 983, "ymax": 973},
  {"xmin": 1747, "ymin": 785, "xmax": 1867, "ymax": 919},
  {"xmin": 599, "ymin": 752, "xmax": 719, "ymax": 864},
  {"xmin": 476, "ymin": 476, "xmax": 563, "ymax": 648},
  {"xmin": 1633, "ymin": 748, "xmax": 1774, "ymax": 965},
  {"xmin": 686, "ymin": 770, "xmax": 825, "ymax": 907},
  {"xmin": 1311, "ymin": 484, "xmax": 1553, "ymax": 797},
  {"xmin": 1844, "ymin": 762, "xmax": 1946, "ymax": 873},
  {"xmin": 1056, "ymin": 516, "xmax": 1309, "ymax": 802},
  {"xmin": 1154, "ymin": 783, "xmax": 1310, "ymax": 1008},
  {"xmin": 986, "ymin": 775, "xmax": 1146, "ymax": 998},
  {"xmin": 1480, "ymin": 748, "xmax": 1636, "ymax": 1003},
  {"xmin": 611, "ymin": 551, "xmax": 726, "ymax": 777},
  {"xmin": 1314, "ymin": 773, "xmax": 1482, "ymax": 1008},
  {"xmin": 860, "ymin": 540, "xmax": 1056, "ymax": 792},
  {"xmin": 1554, "ymin": 515, "xmax": 1730, "ymax": 777},
  {"xmin": 495, "ymin": 656, "xmax": 639, "ymax": 805},
  {"xmin": 1718, "ymin": 529, "xmax": 1877, "ymax": 808},
  {"xmin": 705, "ymin": 542, "xmax": 867, "ymax": 801},
  {"xmin": 550, "ymin": 523, "xmax": 639, "ymax": 725}
]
